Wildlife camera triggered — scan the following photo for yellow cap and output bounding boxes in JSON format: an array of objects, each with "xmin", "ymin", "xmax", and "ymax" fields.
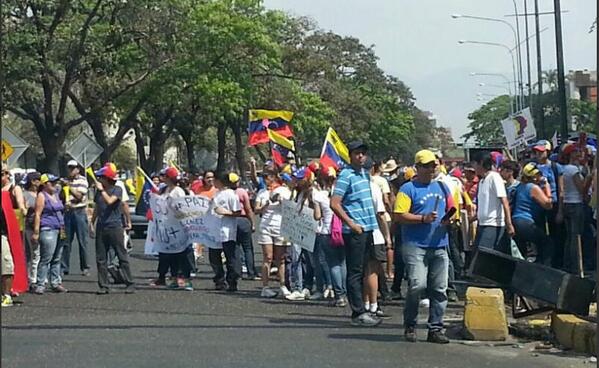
[
  {"xmin": 40, "ymin": 174, "xmax": 59, "ymax": 185},
  {"xmin": 414, "ymin": 150, "xmax": 436, "ymax": 165},
  {"xmin": 404, "ymin": 167, "xmax": 416, "ymax": 180},
  {"xmin": 229, "ymin": 172, "xmax": 240, "ymax": 184},
  {"xmin": 522, "ymin": 162, "xmax": 540, "ymax": 177}
]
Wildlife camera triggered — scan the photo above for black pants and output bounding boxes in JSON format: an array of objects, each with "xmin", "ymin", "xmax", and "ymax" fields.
[
  {"xmin": 237, "ymin": 217, "xmax": 256, "ymax": 278},
  {"xmin": 208, "ymin": 241, "xmax": 242, "ymax": 287},
  {"xmin": 447, "ymin": 223, "xmax": 464, "ymax": 291},
  {"xmin": 514, "ymin": 218, "xmax": 553, "ymax": 266},
  {"xmin": 538, "ymin": 206, "xmax": 565, "ymax": 268},
  {"xmin": 158, "ymin": 247, "xmax": 193, "ymax": 279},
  {"xmin": 96, "ymin": 226, "xmax": 133, "ymax": 289},
  {"xmin": 343, "ymin": 231, "xmax": 373, "ymax": 317},
  {"xmin": 391, "ymin": 228, "xmax": 405, "ymax": 293}
]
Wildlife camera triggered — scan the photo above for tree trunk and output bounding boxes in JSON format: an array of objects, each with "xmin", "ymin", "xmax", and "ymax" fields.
[
  {"xmin": 216, "ymin": 121, "xmax": 227, "ymax": 175},
  {"xmin": 181, "ymin": 134, "xmax": 196, "ymax": 173},
  {"xmin": 134, "ymin": 124, "xmax": 148, "ymax": 172},
  {"xmin": 230, "ymin": 119, "xmax": 246, "ymax": 179},
  {"xmin": 39, "ymin": 131, "xmax": 65, "ymax": 174}
]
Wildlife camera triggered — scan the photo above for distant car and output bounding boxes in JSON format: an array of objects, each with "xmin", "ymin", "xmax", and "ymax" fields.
[{"xmin": 128, "ymin": 200, "xmax": 148, "ymax": 239}]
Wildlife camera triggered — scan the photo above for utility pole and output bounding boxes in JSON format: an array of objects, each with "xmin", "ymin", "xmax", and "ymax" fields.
[
  {"xmin": 534, "ymin": 0, "xmax": 545, "ymax": 139},
  {"xmin": 524, "ymin": 0, "xmax": 533, "ymax": 109},
  {"xmin": 553, "ymin": 0, "xmax": 569, "ymax": 143}
]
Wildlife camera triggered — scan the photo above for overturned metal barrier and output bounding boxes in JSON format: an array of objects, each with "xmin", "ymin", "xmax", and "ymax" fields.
[{"xmin": 469, "ymin": 248, "xmax": 596, "ymax": 316}]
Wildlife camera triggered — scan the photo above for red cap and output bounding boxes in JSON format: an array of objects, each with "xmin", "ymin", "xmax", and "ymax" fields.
[
  {"xmin": 165, "ymin": 167, "xmax": 179, "ymax": 180},
  {"xmin": 562, "ymin": 143, "xmax": 578, "ymax": 156},
  {"xmin": 450, "ymin": 168, "xmax": 462, "ymax": 178}
]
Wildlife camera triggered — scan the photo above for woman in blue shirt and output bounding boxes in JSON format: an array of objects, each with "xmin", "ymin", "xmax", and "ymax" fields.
[{"xmin": 512, "ymin": 163, "xmax": 553, "ymax": 265}]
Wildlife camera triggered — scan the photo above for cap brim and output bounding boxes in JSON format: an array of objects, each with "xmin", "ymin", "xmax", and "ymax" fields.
[
  {"xmin": 532, "ymin": 146, "xmax": 546, "ymax": 152},
  {"xmin": 349, "ymin": 144, "xmax": 368, "ymax": 153}
]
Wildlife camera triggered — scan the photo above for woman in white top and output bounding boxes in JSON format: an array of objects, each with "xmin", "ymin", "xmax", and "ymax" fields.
[
  {"xmin": 559, "ymin": 144, "xmax": 593, "ymax": 273},
  {"xmin": 210, "ymin": 173, "xmax": 242, "ymax": 292},
  {"xmin": 255, "ymin": 170, "xmax": 292, "ymax": 298}
]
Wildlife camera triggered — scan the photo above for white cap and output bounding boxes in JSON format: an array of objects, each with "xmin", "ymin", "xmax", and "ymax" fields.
[{"xmin": 67, "ymin": 160, "xmax": 79, "ymax": 167}]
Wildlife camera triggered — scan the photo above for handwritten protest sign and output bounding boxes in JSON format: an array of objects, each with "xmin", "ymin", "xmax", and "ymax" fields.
[
  {"xmin": 144, "ymin": 193, "xmax": 223, "ymax": 254},
  {"xmin": 280, "ymin": 200, "xmax": 317, "ymax": 252}
]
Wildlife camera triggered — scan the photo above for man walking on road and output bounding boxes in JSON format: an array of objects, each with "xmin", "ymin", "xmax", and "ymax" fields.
[
  {"xmin": 393, "ymin": 150, "xmax": 454, "ymax": 343},
  {"xmin": 61, "ymin": 160, "xmax": 90, "ymax": 276},
  {"xmin": 330, "ymin": 141, "xmax": 382, "ymax": 327}
]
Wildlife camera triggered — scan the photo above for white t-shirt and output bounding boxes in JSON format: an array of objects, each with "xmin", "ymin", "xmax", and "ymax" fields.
[
  {"xmin": 476, "ymin": 171, "xmax": 507, "ymax": 227},
  {"xmin": 370, "ymin": 182, "xmax": 386, "ymax": 245},
  {"xmin": 258, "ymin": 185, "xmax": 292, "ymax": 230},
  {"xmin": 213, "ymin": 188, "xmax": 241, "ymax": 242},
  {"xmin": 563, "ymin": 164, "xmax": 583, "ymax": 204},
  {"xmin": 164, "ymin": 185, "xmax": 186, "ymax": 199},
  {"xmin": 313, "ymin": 189, "xmax": 333, "ymax": 235},
  {"xmin": 372, "ymin": 175, "xmax": 391, "ymax": 222}
]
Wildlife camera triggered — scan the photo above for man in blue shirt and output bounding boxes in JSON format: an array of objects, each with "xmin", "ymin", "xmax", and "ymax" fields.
[
  {"xmin": 393, "ymin": 149, "xmax": 454, "ymax": 344},
  {"xmin": 533, "ymin": 140, "xmax": 564, "ymax": 268},
  {"xmin": 331, "ymin": 141, "xmax": 381, "ymax": 327}
]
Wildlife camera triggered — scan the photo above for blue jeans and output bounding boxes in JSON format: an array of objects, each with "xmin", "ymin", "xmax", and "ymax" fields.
[
  {"xmin": 563, "ymin": 203, "xmax": 585, "ymax": 273},
  {"xmin": 304, "ymin": 237, "xmax": 332, "ymax": 292},
  {"xmin": 474, "ymin": 225, "xmax": 508, "ymax": 253},
  {"xmin": 237, "ymin": 217, "xmax": 256, "ymax": 278},
  {"xmin": 36, "ymin": 229, "xmax": 63, "ymax": 288},
  {"xmin": 320, "ymin": 234, "xmax": 346, "ymax": 298},
  {"xmin": 402, "ymin": 244, "xmax": 449, "ymax": 331},
  {"xmin": 289, "ymin": 244, "xmax": 303, "ymax": 291},
  {"xmin": 513, "ymin": 217, "xmax": 553, "ymax": 266},
  {"xmin": 62, "ymin": 208, "xmax": 89, "ymax": 273}
]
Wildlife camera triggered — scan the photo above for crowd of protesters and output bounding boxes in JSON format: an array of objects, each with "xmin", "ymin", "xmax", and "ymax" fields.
[{"xmin": 1, "ymin": 135, "xmax": 596, "ymax": 344}]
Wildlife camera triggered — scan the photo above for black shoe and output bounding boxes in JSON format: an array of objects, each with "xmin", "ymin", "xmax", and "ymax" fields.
[
  {"xmin": 405, "ymin": 327, "xmax": 417, "ymax": 342},
  {"xmin": 96, "ymin": 288, "xmax": 110, "ymax": 295},
  {"xmin": 226, "ymin": 284, "xmax": 238, "ymax": 292},
  {"xmin": 427, "ymin": 330, "xmax": 450, "ymax": 344},
  {"xmin": 215, "ymin": 283, "xmax": 227, "ymax": 291},
  {"xmin": 350, "ymin": 312, "xmax": 382, "ymax": 327},
  {"xmin": 372, "ymin": 308, "xmax": 392, "ymax": 320},
  {"xmin": 124, "ymin": 284, "xmax": 136, "ymax": 294}
]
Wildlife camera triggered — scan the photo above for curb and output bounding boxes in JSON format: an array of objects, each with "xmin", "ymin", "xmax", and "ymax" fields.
[{"xmin": 551, "ymin": 312, "xmax": 597, "ymax": 355}]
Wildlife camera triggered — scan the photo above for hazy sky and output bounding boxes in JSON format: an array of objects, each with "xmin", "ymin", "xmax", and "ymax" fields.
[{"xmin": 263, "ymin": 0, "xmax": 597, "ymax": 141}]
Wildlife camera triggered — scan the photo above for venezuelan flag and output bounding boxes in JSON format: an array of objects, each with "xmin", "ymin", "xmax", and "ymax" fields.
[
  {"xmin": 248, "ymin": 109, "xmax": 294, "ymax": 146},
  {"xmin": 134, "ymin": 166, "xmax": 155, "ymax": 216},
  {"xmin": 267, "ymin": 128, "xmax": 295, "ymax": 151},
  {"xmin": 319, "ymin": 128, "xmax": 350, "ymax": 171},
  {"xmin": 271, "ymin": 143, "xmax": 291, "ymax": 167}
]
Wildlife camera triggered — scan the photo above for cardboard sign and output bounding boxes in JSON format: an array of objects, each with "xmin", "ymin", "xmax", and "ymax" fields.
[
  {"xmin": 501, "ymin": 108, "xmax": 536, "ymax": 149},
  {"xmin": 280, "ymin": 199, "xmax": 317, "ymax": 252}
]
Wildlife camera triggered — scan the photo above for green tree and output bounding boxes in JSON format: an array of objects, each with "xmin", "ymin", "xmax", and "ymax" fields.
[{"xmin": 462, "ymin": 95, "xmax": 512, "ymax": 146}]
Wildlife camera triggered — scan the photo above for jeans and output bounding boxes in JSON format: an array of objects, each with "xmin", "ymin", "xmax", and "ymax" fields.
[
  {"xmin": 474, "ymin": 225, "xmax": 508, "ymax": 253},
  {"xmin": 304, "ymin": 237, "xmax": 332, "ymax": 292},
  {"xmin": 402, "ymin": 244, "xmax": 449, "ymax": 331},
  {"xmin": 62, "ymin": 208, "xmax": 90, "ymax": 273},
  {"xmin": 513, "ymin": 218, "xmax": 554, "ymax": 266},
  {"xmin": 343, "ymin": 231, "xmax": 373, "ymax": 317},
  {"xmin": 24, "ymin": 227, "xmax": 40, "ymax": 285},
  {"xmin": 208, "ymin": 241, "xmax": 242, "ymax": 287},
  {"xmin": 157, "ymin": 247, "xmax": 193, "ymax": 279},
  {"xmin": 563, "ymin": 203, "xmax": 585, "ymax": 273},
  {"xmin": 537, "ymin": 206, "xmax": 566, "ymax": 268},
  {"xmin": 391, "ymin": 229, "xmax": 405, "ymax": 293},
  {"xmin": 320, "ymin": 234, "xmax": 346, "ymax": 298},
  {"xmin": 36, "ymin": 229, "xmax": 63, "ymax": 288},
  {"xmin": 96, "ymin": 226, "xmax": 133, "ymax": 289},
  {"xmin": 237, "ymin": 217, "xmax": 256, "ymax": 278},
  {"xmin": 289, "ymin": 244, "xmax": 304, "ymax": 291}
]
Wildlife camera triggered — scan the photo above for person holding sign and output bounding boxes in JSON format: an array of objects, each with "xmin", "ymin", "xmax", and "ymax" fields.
[
  {"xmin": 91, "ymin": 164, "xmax": 135, "ymax": 294},
  {"xmin": 210, "ymin": 173, "xmax": 242, "ymax": 292},
  {"xmin": 393, "ymin": 150, "xmax": 454, "ymax": 344},
  {"xmin": 256, "ymin": 170, "xmax": 292, "ymax": 298}
]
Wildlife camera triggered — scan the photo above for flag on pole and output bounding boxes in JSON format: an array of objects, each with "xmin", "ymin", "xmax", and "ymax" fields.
[
  {"xmin": 319, "ymin": 128, "xmax": 350, "ymax": 171},
  {"xmin": 267, "ymin": 128, "xmax": 295, "ymax": 151},
  {"xmin": 248, "ymin": 109, "xmax": 294, "ymax": 146},
  {"xmin": 85, "ymin": 167, "xmax": 97, "ymax": 182},
  {"xmin": 135, "ymin": 166, "xmax": 158, "ymax": 216},
  {"xmin": 271, "ymin": 143, "xmax": 292, "ymax": 167}
]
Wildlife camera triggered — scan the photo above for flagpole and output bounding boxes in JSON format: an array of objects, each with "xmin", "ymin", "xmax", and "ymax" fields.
[
  {"xmin": 136, "ymin": 166, "xmax": 159, "ymax": 191},
  {"xmin": 320, "ymin": 128, "xmax": 331, "ymax": 159}
]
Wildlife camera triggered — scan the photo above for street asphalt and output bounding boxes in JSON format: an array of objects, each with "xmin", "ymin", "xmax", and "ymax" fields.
[{"xmin": 1, "ymin": 238, "xmax": 590, "ymax": 368}]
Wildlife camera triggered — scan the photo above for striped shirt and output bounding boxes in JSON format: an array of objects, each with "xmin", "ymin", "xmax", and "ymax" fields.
[
  {"xmin": 67, "ymin": 175, "xmax": 88, "ymax": 209},
  {"xmin": 333, "ymin": 167, "xmax": 378, "ymax": 233}
]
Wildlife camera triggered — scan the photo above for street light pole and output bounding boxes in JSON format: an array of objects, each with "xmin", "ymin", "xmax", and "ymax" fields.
[
  {"xmin": 523, "ymin": 0, "xmax": 533, "ymax": 108},
  {"xmin": 534, "ymin": 0, "xmax": 545, "ymax": 139},
  {"xmin": 510, "ymin": 0, "xmax": 525, "ymax": 109},
  {"xmin": 553, "ymin": 0, "xmax": 569, "ymax": 142}
]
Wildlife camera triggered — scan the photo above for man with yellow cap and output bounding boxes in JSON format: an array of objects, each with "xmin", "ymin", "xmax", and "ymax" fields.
[{"xmin": 393, "ymin": 149, "xmax": 455, "ymax": 344}]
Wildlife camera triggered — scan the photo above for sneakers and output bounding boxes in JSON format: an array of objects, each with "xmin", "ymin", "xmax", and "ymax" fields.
[
  {"xmin": 261, "ymin": 287, "xmax": 278, "ymax": 298},
  {"xmin": 33, "ymin": 286, "xmax": 45, "ymax": 295},
  {"xmin": 419, "ymin": 298, "xmax": 430, "ymax": 308},
  {"xmin": 286, "ymin": 290, "xmax": 305, "ymax": 301},
  {"xmin": 447, "ymin": 290, "xmax": 459, "ymax": 302},
  {"xmin": 51, "ymin": 285, "xmax": 68, "ymax": 293},
  {"xmin": 184, "ymin": 280, "xmax": 194, "ymax": 291},
  {"xmin": 279, "ymin": 286, "xmax": 291, "ymax": 297},
  {"xmin": 96, "ymin": 288, "xmax": 110, "ymax": 295},
  {"xmin": 82, "ymin": 269, "xmax": 91, "ymax": 277},
  {"xmin": 301, "ymin": 288, "xmax": 311, "ymax": 298},
  {"xmin": 242, "ymin": 265, "xmax": 248, "ymax": 274},
  {"xmin": 334, "ymin": 297, "xmax": 348, "ymax": 307},
  {"xmin": 309, "ymin": 291, "xmax": 324, "ymax": 300},
  {"xmin": 167, "ymin": 280, "xmax": 180, "ymax": 289},
  {"xmin": 270, "ymin": 267, "xmax": 278, "ymax": 275},
  {"xmin": 405, "ymin": 327, "xmax": 417, "ymax": 342},
  {"xmin": 427, "ymin": 330, "xmax": 450, "ymax": 344},
  {"xmin": 1, "ymin": 294, "xmax": 13, "ymax": 307},
  {"xmin": 350, "ymin": 312, "xmax": 382, "ymax": 327},
  {"xmin": 190, "ymin": 272, "xmax": 197, "ymax": 278},
  {"xmin": 124, "ymin": 284, "xmax": 136, "ymax": 294},
  {"xmin": 323, "ymin": 287, "xmax": 335, "ymax": 299},
  {"xmin": 372, "ymin": 308, "xmax": 392, "ymax": 320}
]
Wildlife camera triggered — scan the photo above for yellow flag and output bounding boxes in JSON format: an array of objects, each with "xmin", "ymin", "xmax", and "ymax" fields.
[
  {"xmin": 267, "ymin": 129, "xmax": 295, "ymax": 151},
  {"xmin": 85, "ymin": 167, "xmax": 97, "ymax": 182},
  {"xmin": 325, "ymin": 128, "xmax": 350, "ymax": 164},
  {"xmin": 248, "ymin": 109, "xmax": 294, "ymax": 122}
]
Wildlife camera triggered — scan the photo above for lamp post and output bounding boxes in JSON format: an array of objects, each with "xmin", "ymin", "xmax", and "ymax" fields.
[
  {"xmin": 553, "ymin": 0, "xmax": 569, "ymax": 143},
  {"xmin": 452, "ymin": 13, "xmax": 524, "ymax": 104},
  {"xmin": 459, "ymin": 40, "xmax": 521, "ymax": 110},
  {"xmin": 471, "ymin": 72, "xmax": 516, "ymax": 114}
]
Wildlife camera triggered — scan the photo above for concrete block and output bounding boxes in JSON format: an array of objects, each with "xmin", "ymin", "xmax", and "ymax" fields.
[
  {"xmin": 552, "ymin": 313, "xmax": 597, "ymax": 355},
  {"xmin": 464, "ymin": 287, "xmax": 508, "ymax": 341}
]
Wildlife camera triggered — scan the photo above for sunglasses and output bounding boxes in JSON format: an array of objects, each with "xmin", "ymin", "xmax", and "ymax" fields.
[{"xmin": 418, "ymin": 162, "xmax": 437, "ymax": 169}]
